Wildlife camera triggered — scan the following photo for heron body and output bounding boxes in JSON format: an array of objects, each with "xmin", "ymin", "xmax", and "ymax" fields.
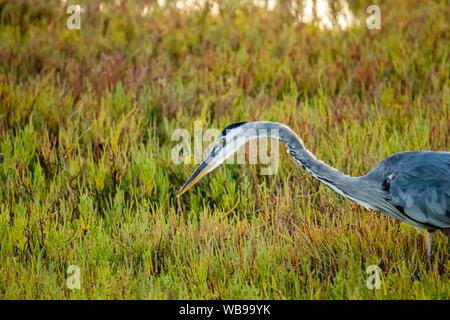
[
  {"xmin": 364, "ymin": 151, "xmax": 450, "ymax": 231},
  {"xmin": 177, "ymin": 121, "xmax": 450, "ymax": 258}
]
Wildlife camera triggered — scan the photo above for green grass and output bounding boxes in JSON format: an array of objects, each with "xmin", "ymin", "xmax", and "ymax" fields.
[{"xmin": 0, "ymin": 0, "xmax": 449, "ymax": 299}]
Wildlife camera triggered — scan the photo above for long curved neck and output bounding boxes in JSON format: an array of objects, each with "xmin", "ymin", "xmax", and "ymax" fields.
[
  {"xmin": 241, "ymin": 122, "xmax": 407, "ymax": 223},
  {"xmin": 254, "ymin": 122, "xmax": 362, "ymax": 200}
]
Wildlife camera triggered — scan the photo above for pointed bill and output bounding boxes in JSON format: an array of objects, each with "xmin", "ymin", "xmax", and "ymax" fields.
[{"xmin": 177, "ymin": 160, "xmax": 209, "ymax": 197}]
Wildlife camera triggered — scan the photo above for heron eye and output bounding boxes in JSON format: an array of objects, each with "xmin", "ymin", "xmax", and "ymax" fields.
[{"xmin": 219, "ymin": 138, "xmax": 226, "ymax": 146}]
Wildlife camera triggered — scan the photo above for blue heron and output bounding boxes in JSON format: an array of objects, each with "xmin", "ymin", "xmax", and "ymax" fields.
[{"xmin": 177, "ymin": 121, "xmax": 450, "ymax": 260}]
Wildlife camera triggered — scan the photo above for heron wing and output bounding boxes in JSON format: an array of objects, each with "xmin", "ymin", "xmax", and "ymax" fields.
[{"xmin": 384, "ymin": 153, "xmax": 450, "ymax": 229}]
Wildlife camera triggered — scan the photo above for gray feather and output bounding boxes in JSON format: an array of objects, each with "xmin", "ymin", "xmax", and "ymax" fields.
[{"xmin": 363, "ymin": 151, "xmax": 450, "ymax": 230}]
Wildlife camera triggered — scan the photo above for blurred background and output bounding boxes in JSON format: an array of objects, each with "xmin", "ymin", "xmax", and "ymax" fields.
[{"xmin": 0, "ymin": 0, "xmax": 448, "ymax": 299}]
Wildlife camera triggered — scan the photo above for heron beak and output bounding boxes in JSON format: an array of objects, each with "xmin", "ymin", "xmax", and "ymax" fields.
[{"xmin": 177, "ymin": 160, "xmax": 210, "ymax": 197}]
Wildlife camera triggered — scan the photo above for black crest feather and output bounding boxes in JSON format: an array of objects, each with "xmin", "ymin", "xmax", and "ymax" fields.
[{"xmin": 221, "ymin": 122, "xmax": 247, "ymax": 136}]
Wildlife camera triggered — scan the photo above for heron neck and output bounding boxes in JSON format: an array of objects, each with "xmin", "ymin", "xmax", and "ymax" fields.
[{"xmin": 268, "ymin": 123, "xmax": 359, "ymax": 197}]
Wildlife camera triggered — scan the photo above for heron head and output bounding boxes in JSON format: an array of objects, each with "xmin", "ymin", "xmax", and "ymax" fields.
[{"xmin": 177, "ymin": 122, "xmax": 249, "ymax": 197}]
